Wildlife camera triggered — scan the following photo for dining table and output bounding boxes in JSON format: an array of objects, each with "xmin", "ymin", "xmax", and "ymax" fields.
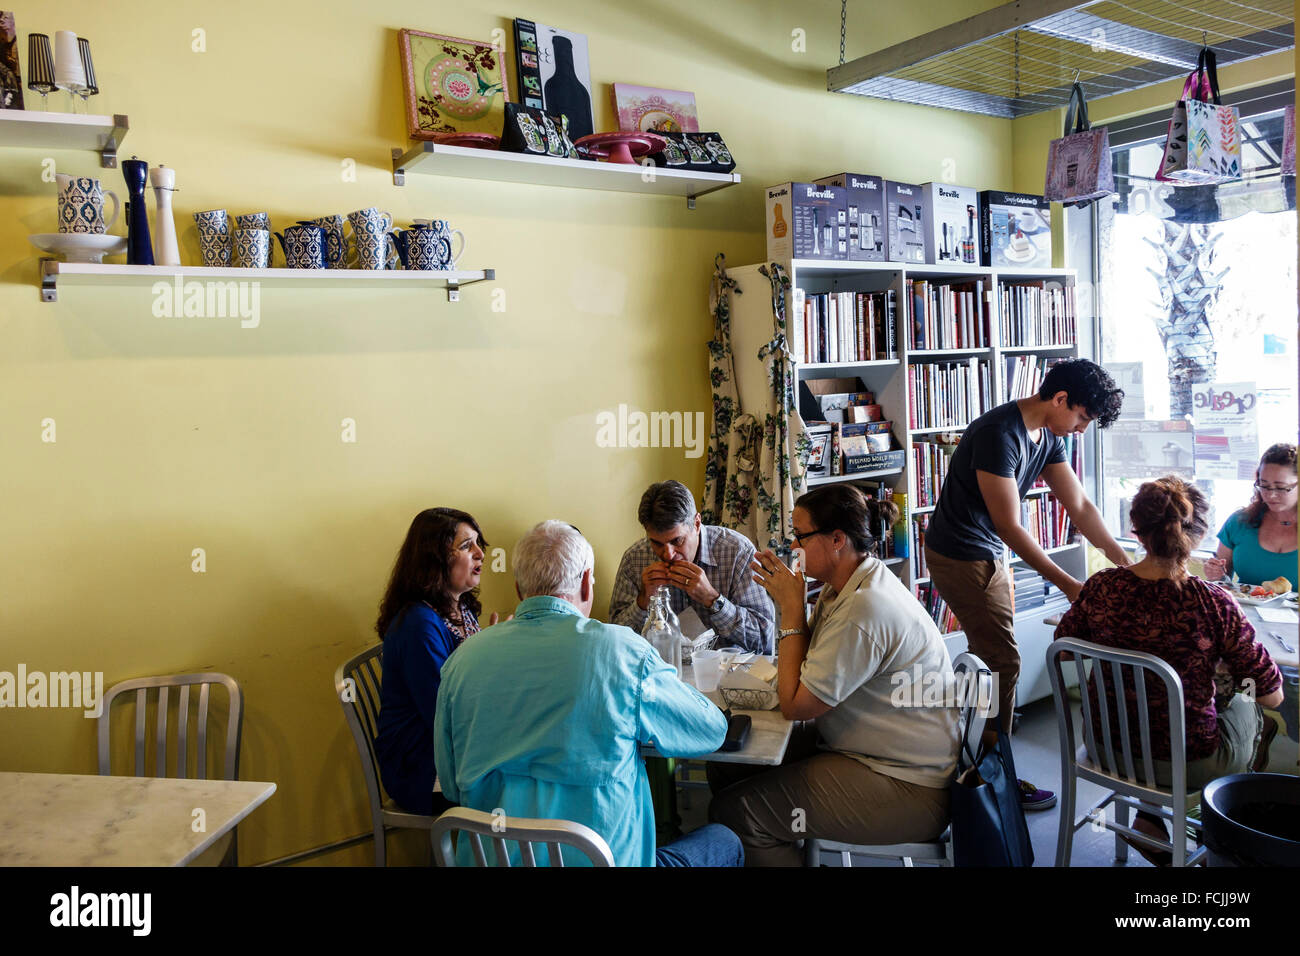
[{"xmin": 0, "ymin": 771, "xmax": 276, "ymax": 866}]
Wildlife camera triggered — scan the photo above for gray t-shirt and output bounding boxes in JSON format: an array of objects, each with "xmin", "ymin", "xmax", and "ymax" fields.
[
  {"xmin": 799, "ymin": 557, "xmax": 960, "ymax": 789},
  {"xmin": 925, "ymin": 400, "xmax": 1066, "ymax": 562}
]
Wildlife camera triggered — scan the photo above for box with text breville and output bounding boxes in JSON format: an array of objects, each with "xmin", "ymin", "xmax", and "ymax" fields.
[
  {"xmin": 884, "ymin": 180, "xmax": 928, "ymax": 264},
  {"xmin": 978, "ymin": 190, "xmax": 1052, "ymax": 269},
  {"xmin": 765, "ymin": 182, "xmax": 848, "ymax": 262},
  {"xmin": 921, "ymin": 182, "xmax": 980, "ymax": 266},
  {"xmin": 814, "ymin": 173, "xmax": 887, "ymax": 261}
]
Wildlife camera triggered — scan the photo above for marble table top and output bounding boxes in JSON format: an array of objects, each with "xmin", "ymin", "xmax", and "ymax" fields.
[
  {"xmin": 0, "ymin": 772, "xmax": 276, "ymax": 866},
  {"xmin": 642, "ymin": 666, "xmax": 795, "ymax": 766}
]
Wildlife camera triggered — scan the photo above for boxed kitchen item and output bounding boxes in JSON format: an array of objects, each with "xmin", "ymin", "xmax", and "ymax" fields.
[
  {"xmin": 921, "ymin": 182, "xmax": 980, "ymax": 265},
  {"xmin": 814, "ymin": 173, "xmax": 887, "ymax": 261},
  {"xmin": 798, "ymin": 377, "xmax": 871, "ymax": 424},
  {"xmin": 979, "ymin": 190, "xmax": 1052, "ymax": 269},
  {"xmin": 765, "ymin": 182, "xmax": 848, "ymax": 262},
  {"xmin": 884, "ymin": 180, "xmax": 928, "ymax": 264},
  {"xmin": 804, "ymin": 422, "xmax": 834, "ymax": 479}
]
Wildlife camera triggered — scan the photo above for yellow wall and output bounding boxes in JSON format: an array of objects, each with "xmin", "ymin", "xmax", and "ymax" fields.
[{"xmin": 0, "ymin": 0, "xmax": 1088, "ymax": 864}]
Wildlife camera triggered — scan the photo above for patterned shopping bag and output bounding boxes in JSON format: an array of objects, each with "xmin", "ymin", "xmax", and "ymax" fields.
[
  {"xmin": 1044, "ymin": 83, "xmax": 1115, "ymax": 207},
  {"xmin": 1158, "ymin": 48, "xmax": 1241, "ymax": 185}
]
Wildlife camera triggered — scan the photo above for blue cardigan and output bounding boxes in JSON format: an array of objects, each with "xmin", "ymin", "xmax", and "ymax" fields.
[{"xmin": 374, "ymin": 603, "xmax": 459, "ymax": 814}]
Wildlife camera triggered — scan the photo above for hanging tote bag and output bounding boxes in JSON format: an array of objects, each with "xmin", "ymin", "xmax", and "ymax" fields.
[
  {"xmin": 1158, "ymin": 48, "xmax": 1241, "ymax": 185},
  {"xmin": 950, "ymin": 729, "xmax": 1035, "ymax": 866},
  {"xmin": 1282, "ymin": 104, "xmax": 1295, "ymax": 177},
  {"xmin": 1044, "ymin": 83, "xmax": 1115, "ymax": 207}
]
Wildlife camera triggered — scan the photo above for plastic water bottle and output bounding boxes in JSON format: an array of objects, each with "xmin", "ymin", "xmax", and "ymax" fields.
[{"xmin": 642, "ymin": 586, "xmax": 683, "ymax": 678}]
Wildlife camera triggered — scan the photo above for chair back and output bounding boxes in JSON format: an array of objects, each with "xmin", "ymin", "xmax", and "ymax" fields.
[
  {"xmin": 97, "ymin": 672, "xmax": 242, "ymax": 780},
  {"xmin": 335, "ymin": 643, "xmax": 387, "ymax": 816},
  {"xmin": 1046, "ymin": 638, "xmax": 1188, "ymax": 793},
  {"xmin": 951, "ymin": 651, "xmax": 993, "ymax": 758},
  {"xmin": 432, "ymin": 807, "xmax": 615, "ymax": 867}
]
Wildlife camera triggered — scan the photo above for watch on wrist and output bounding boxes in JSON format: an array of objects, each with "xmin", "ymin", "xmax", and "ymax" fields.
[
  {"xmin": 708, "ymin": 594, "xmax": 726, "ymax": 614},
  {"xmin": 778, "ymin": 626, "xmax": 803, "ymax": 642}
]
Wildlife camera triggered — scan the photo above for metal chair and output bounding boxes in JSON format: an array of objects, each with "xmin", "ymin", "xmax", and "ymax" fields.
[
  {"xmin": 1046, "ymin": 638, "xmax": 1206, "ymax": 867},
  {"xmin": 804, "ymin": 651, "xmax": 990, "ymax": 867},
  {"xmin": 432, "ymin": 806, "xmax": 615, "ymax": 867},
  {"xmin": 97, "ymin": 672, "xmax": 243, "ymax": 865},
  {"xmin": 335, "ymin": 642, "xmax": 440, "ymax": 866}
]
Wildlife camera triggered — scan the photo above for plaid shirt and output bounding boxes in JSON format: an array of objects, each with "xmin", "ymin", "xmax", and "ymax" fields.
[{"xmin": 608, "ymin": 525, "xmax": 775, "ymax": 654}]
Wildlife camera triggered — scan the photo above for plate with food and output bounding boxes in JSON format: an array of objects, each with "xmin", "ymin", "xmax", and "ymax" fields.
[{"xmin": 1228, "ymin": 577, "xmax": 1295, "ymax": 605}]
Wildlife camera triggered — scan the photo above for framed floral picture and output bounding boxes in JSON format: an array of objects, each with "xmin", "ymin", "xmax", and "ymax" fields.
[{"xmin": 399, "ymin": 29, "xmax": 510, "ymax": 139}]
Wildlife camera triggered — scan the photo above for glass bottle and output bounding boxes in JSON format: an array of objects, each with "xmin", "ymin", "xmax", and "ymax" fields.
[{"xmin": 641, "ymin": 586, "xmax": 683, "ymax": 678}]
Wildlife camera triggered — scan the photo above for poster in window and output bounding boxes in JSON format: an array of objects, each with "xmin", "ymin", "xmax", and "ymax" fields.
[
  {"xmin": 1107, "ymin": 361, "xmax": 1146, "ymax": 420},
  {"xmin": 1192, "ymin": 381, "xmax": 1259, "ymax": 481},
  {"xmin": 1103, "ymin": 419, "xmax": 1195, "ymax": 479}
]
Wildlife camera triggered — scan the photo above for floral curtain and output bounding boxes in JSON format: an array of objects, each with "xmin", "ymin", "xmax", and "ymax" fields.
[{"xmin": 702, "ymin": 255, "xmax": 808, "ymax": 551}]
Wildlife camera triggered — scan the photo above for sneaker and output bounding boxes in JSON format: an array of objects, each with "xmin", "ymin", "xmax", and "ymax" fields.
[{"xmin": 1019, "ymin": 779, "xmax": 1057, "ymax": 811}]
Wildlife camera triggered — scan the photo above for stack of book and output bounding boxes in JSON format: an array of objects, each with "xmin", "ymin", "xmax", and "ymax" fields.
[
  {"xmin": 911, "ymin": 435, "xmax": 959, "ymax": 507},
  {"xmin": 906, "ymin": 279, "xmax": 991, "ymax": 350},
  {"xmin": 1010, "ymin": 566, "xmax": 1066, "ymax": 613},
  {"xmin": 793, "ymin": 289, "xmax": 898, "ymax": 364},
  {"xmin": 908, "ymin": 359, "xmax": 991, "ymax": 429},
  {"xmin": 914, "ymin": 582, "xmax": 961, "ymax": 633},
  {"xmin": 999, "ymin": 281, "xmax": 1076, "ymax": 347}
]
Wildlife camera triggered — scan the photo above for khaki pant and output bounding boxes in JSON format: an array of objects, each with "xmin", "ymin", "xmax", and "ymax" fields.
[
  {"xmin": 925, "ymin": 547, "xmax": 1018, "ymax": 734},
  {"xmin": 707, "ymin": 723, "xmax": 951, "ymax": 867}
]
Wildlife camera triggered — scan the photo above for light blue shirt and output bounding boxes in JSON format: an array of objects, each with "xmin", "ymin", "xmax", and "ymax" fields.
[{"xmin": 434, "ymin": 596, "xmax": 727, "ymax": 866}]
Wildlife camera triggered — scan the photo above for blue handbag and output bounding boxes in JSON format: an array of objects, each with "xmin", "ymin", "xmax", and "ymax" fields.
[{"xmin": 950, "ymin": 729, "xmax": 1035, "ymax": 866}]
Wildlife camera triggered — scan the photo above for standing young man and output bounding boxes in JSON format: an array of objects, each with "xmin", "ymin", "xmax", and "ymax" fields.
[{"xmin": 924, "ymin": 358, "xmax": 1129, "ymax": 811}]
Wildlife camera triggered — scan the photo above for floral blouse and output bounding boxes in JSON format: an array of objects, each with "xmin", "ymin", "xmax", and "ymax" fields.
[
  {"xmin": 1055, "ymin": 568, "xmax": 1281, "ymax": 761},
  {"xmin": 441, "ymin": 602, "xmax": 480, "ymax": 647}
]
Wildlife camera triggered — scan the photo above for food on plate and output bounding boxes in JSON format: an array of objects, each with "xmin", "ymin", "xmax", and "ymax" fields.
[{"xmin": 1266, "ymin": 576, "xmax": 1292, "ymax": 595}]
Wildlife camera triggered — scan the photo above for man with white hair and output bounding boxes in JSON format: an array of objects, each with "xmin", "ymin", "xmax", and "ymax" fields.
[{"xmin": 434, "ymin": 520, "xmax": 744, "ymax": 866}]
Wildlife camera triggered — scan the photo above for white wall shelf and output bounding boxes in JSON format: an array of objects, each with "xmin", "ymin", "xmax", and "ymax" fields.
[
  {"xmin": 38, "ymin": 260, "xmax": 495, "ymax": 304},
  {"xmin": 391, "ymin": 142, "xmax": 740, "ymax": 208},
  {"xmin": 0, "ymin": 110, "xmax": 129, "ymax": 168}
]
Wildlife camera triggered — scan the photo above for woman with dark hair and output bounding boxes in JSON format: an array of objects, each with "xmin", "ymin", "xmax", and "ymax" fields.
[
  {"xmin": 1204, "ymin": 443, "xmax": 1298, "ymax": 588},
  {"xmin": 374, "ymin": 507, "xmax": 502, "ymax": 815},
  {"xmin": 1056, "ymin": 476, "xmax": 1282, "ymax": 864},
  {"xmin": 708, "ymin": 484, "xmax": 961, "ymax": 866}
]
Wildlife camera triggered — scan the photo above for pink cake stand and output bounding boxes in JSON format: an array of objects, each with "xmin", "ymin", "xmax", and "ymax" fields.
[{"xmin": 574, "ymin": 132, "xmax": 667, "ymax": 164}]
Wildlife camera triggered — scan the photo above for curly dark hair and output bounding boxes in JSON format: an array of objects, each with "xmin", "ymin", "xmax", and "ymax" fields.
[
  {"xmin": 375, "ymin": 508, "xmax": 486, "ymax": 638},
  {"xmin": 1129, "ymin": 476, "xmax": 1208, "ymax": 571},
  {"xmin": 1243, "ymin": 442, "xmax": 1298, "ymax": 529},
  {"xmin": 795, "ymin": 484, "xmax": 899, "ymax": 557},
  {"xmin": 1037, "ymin": 358, "xmax": 1124, "ymax": 427}
]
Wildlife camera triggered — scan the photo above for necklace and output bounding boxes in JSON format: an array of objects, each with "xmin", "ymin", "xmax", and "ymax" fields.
[{"xmin": 1275, "ymin": 512, "xmax": 1297, "ymax": 527}]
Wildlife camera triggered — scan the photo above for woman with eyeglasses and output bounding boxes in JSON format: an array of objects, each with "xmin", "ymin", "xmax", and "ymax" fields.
[
  {"xmin": 1203, "ymin": 443, "xmax": 1298, "ymax": 588},
  {"xmin": 707, "ymin": 484, "xmax": 960, "ymax": 866},
  {"xmin": 374, "ymin": 507, "xmax": 506, "ymax": 815}
]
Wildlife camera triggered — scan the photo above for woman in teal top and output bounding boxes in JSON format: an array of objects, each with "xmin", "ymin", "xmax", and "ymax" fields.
[{"xmin": 1205, "ymin": 443, "xmax": 1298, "ymax": 587}]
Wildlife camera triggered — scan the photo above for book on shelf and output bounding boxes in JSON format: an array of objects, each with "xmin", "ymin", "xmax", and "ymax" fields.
[
  {"xmin": 793, "ymin": 289, "xmax": 898, "ymax": 364},
  {"xmin": 907, "ymin": 358, "xmax": 991, "ymax": 430},
  {"xmin": 912, "ymin": 513, "xmax": 931, "ymax": 579},
  {"xmin": 1029, "ymin": 432, "xmax": 1084, "ymax": 489},
  {"xmin": 1005, "ymin": 494, "xmax": 1075, "ymax": 554},
  {"xmin": 914, "ymin": 581, "xmax": 962, "ymax": 634},
  {"xmin": 999, "ymin": 280, "xmax": 1076, "ymax": 348},
  {"xmin": 911, "ymin": 432, "xmax": 960, "ymax": 508},
  {"xmin": 856, "ymin": 480, "xmax": 898, "ymax": 559},
  {"xmin": 906, "ymin": 278, "xmax": 990, "ymax": 351},
  {"xmin": 1002, "ymin": 353, "xmax": 1071, "ymax": 403}
]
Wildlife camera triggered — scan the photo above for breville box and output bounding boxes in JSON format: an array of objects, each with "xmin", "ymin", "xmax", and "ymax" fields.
[
  {"xmin": 884, "ymin": 180, "xmax": 928, "ymax": 264},
  {"xmin": 814, "ymin": 173, "xmax": 886, "ymax": 261},
  {"xmin": 921, "ymin": 182, "xmax": 980, "ymax": 265},
  {"xmin": 979, "ymin": 190, "xmax": 1052, "ymax": 269},
  {"xmin": 765, "ymin": 182, "xmax": 848, "ymax": 262}
]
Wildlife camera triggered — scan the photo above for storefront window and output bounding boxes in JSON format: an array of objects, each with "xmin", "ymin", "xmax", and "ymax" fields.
[{"xmin": 1096, "ymin": 103, "xmax": 1297, "ymax": 547}]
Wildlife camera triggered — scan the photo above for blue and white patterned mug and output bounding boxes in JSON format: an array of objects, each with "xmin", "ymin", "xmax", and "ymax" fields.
[
  {"xmin": 303, "ymin": 215, "xmax": 350, "ymax": 269},
  {"xmin": 393, "ymin": 226, "xmax": 445, "ymax": 270},
  {"xmin": 348, "ymin": 207, "xmax": 398, "ymax": 270},
  {"xmin": 412, "ymin": 219, "xmax": 466, "ymax": 270},
  {"xmin": 56, "ymin": 175, "xmax": 120, "ymax": 235},
  {"xmin": 193, "ymin": 208, "xmax": 232, "ymax": 267},
  {"xmin": 274, "ymin": 224, "xmax": 326, "ymax": 269},
  {"xmin": 236, "ymin": 212, "xmax": 272, "ymax": 264},
  {"xmin": 233, "ymin": 228, "xmax": 271, "ymax": 269}
]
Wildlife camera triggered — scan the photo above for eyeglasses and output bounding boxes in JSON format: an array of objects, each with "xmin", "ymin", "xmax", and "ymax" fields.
[
  {"xmin": 1255, "ymin": 482, "xmax": 1298, "ymax": 494},
  {"xmin": 791, "ymin": 528, "xmax": 829, "ymax": 546}
]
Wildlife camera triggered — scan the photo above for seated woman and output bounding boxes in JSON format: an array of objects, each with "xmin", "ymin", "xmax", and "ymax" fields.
[
  {"xmin": 374, "ymin": 507, "xmax": 499, "ymax": 815},
  {"xmin": 1055, "ymin": 477, "xmax": 1283, "ymax": 863},
  {"xmin": 708, "ymin": 484, "xmax": 960, "ymax": 866},
  {"xmin": 1204, "ymin": 443, "xmax": 1298, "ymax": 588}
]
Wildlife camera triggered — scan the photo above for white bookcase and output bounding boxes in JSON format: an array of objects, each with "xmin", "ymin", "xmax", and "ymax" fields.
[{"xmin": 729, "ymin": 258, "xmax": 1086, "ymax": 703}]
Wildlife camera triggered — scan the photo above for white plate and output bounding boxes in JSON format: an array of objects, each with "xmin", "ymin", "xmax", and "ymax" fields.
[
  {"xmin": 1234, "ymin": 589, "xmax": 1296, "ymax": 606},
  {"xmin": 30, "ymin": 232, "xmax": 128, "ymax": 263}
]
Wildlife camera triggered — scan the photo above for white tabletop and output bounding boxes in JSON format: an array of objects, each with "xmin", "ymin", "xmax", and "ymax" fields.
[
  {"xmin": 0, "ymin": 772, "xmax": 276, "ymax": 866},
  {"xmin": 1243, "ymin": 603, "xmax": 1298, "ymax": 670},
  {"xmin": 642, "ymin": 664, "xmax": 796, "ymax": 766}
]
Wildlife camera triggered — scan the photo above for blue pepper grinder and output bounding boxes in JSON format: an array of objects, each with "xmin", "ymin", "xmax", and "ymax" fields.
[{"xmin": 122, "ymin": 156, "xmax": 154, "ymax": 265}]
